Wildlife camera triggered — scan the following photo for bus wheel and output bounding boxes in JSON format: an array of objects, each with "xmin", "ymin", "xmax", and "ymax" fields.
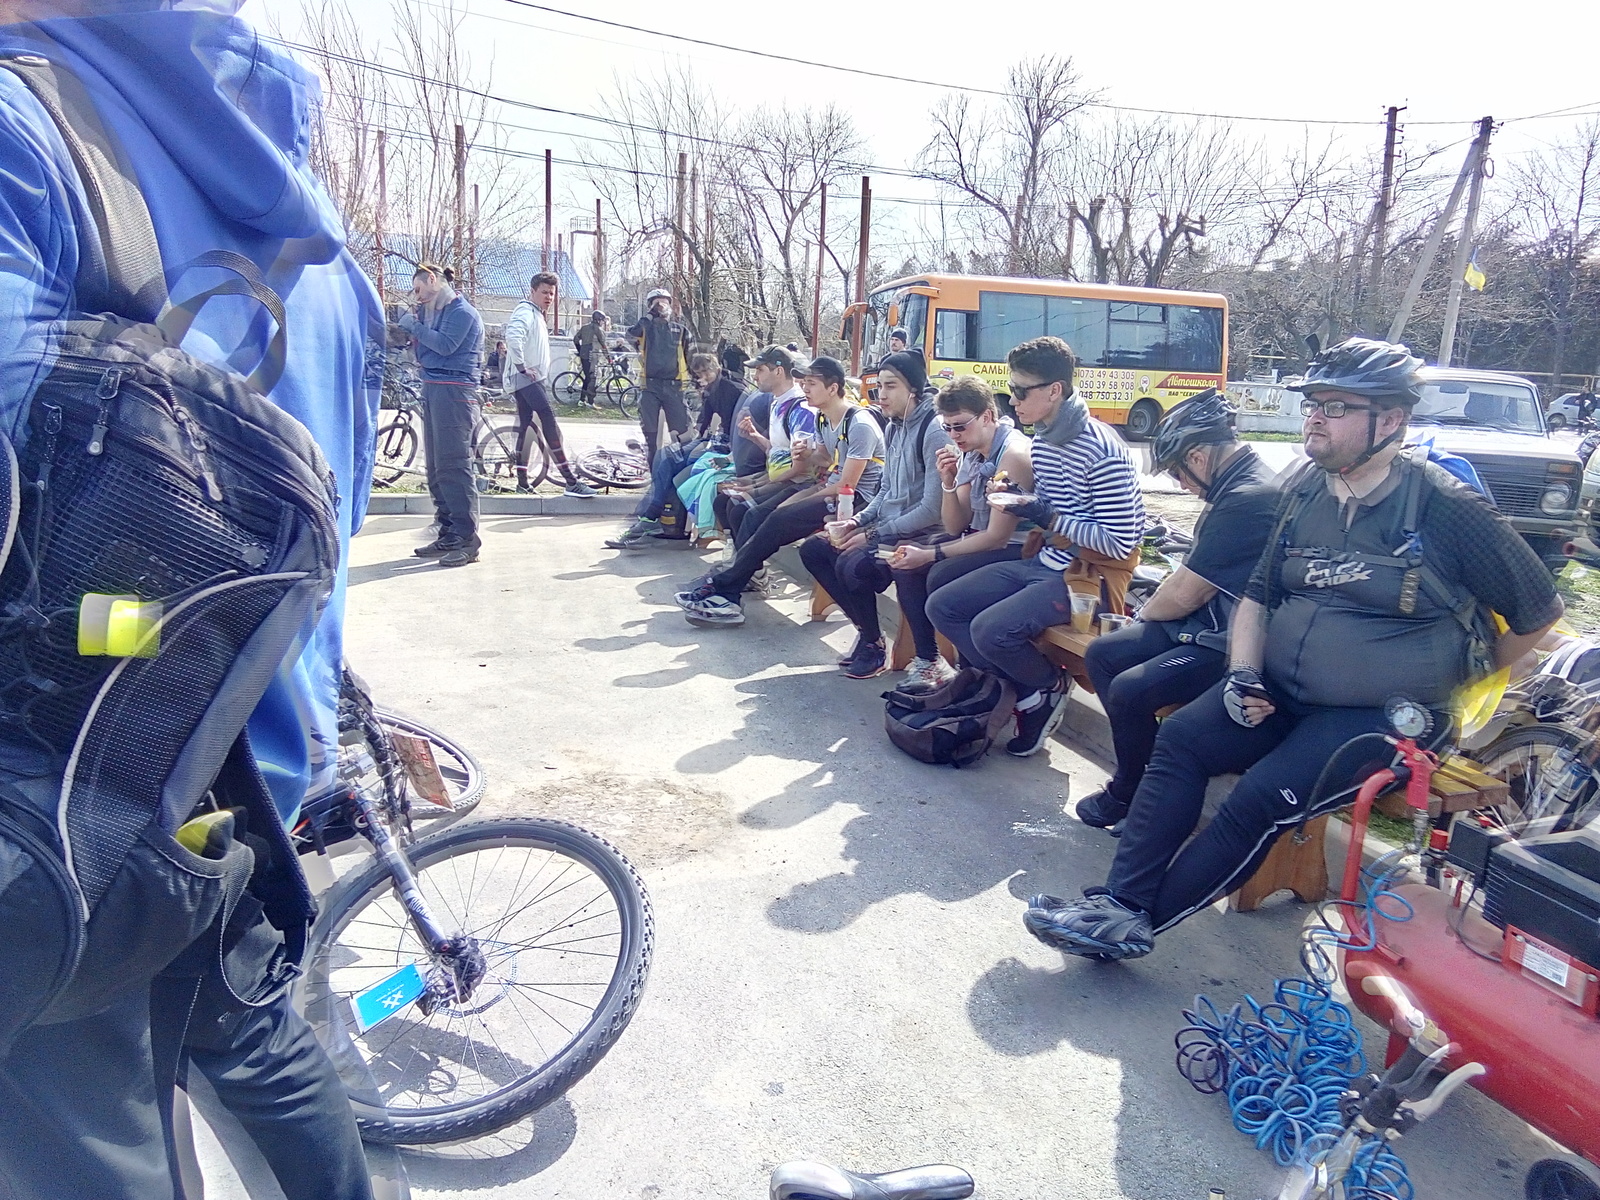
[{"xmin": 1125, "ymin": 400, "xmax": 1162, "ymax": 440}]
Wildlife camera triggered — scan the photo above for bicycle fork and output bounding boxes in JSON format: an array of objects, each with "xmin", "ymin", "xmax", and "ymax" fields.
[{"xmin": 343, "ymin": 754, "xmax": 488, "ymax": 1010}]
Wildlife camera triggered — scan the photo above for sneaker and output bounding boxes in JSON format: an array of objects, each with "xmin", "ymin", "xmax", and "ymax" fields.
[
  {"xmin": 682, "ymin": 595, "xmax": 744, "ymax": 627},
  {"xmin": 606, "ymin": 518, "xmax": 662, "ymax": 549},
  {"xmin": 1006, "ymin": 678, "xmax": 1071, "ymax": 757},
  {"xmin": 1076, "ymin": 788, "xmax": 1130, "ymax": 829},
  {"xmin": 1022, "ymin": 891, "xmax": 1154, "ymax": 961},
  {"xmin": 564, "ymin": 481, "xmax": 599, "ymax": 498},
  {"xmin": 413, "ymin": 538, "xmax": 460, "ymax": 558},
  {"xmin": 439, "ymin": 546, "xmax": 480, "ymax": 568},
  {"xmin": 674, "ymin": 573, "xmax": 722, "ymax": 609},
  {"xmin": 843, "ymin": 640, "xmax": 889, "ymax": 679},
  {"xmin": 744, "ymin": 566, "xmax": 773, "ymax": 596},
  {"xmin": 515, "ymin": 481, "xmax": 534, "ymax": 493},
  {"xmin": 900, "ymin": 655, "xmax": 956, "ymax": 695},
  {"xmin": 836, "ymin": 635, "xmax": 862, "ymax": 667}
]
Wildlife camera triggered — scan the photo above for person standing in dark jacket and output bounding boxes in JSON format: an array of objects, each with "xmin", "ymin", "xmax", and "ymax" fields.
[
  {"xmin": 399, "ymin": 262, "xmax": 485, "ymax": 567},
  {"xmin": 628, "ymin": 287, "xmax": 694, "ymax": 460}
]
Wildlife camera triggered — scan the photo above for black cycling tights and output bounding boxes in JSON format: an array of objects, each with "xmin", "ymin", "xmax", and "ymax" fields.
[{"xmin": 1104, "ymin": 683, "xmax": 1396, "ymax": 932}]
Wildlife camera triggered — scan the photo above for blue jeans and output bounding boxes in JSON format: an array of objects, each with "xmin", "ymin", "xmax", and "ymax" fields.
[
  {"xmin": 635, "ymin": 439, "xmax": 701, "ymax": 521},
  {"xmin": 926, "ymin": 555, "xmax": 1071, "ymax": 694}
]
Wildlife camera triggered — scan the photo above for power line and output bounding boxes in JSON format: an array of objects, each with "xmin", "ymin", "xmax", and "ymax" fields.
[{"xmin": 492, "ymin": 0, "xmax": 1600, "ymax": 130}]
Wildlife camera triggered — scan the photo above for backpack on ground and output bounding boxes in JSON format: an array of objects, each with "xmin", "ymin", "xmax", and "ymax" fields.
[
  {"xmin": 883, "ymin": 668, "xmax": 1016, "ymax": 767},
  {"xmin": 0, "ymin": 53, "xmax": 337, "ymax": 1056}
]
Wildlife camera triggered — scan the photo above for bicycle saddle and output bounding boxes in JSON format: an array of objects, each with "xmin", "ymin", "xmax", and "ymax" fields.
[{"xmin": 769, "ymin": 1161, "xmax": 974, "ymax": 1200}]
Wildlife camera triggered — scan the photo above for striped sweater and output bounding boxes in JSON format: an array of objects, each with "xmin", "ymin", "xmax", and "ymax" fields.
[{"xmin": 1031, "ymin": 415, "xmax": 1145, "ymax": 570}]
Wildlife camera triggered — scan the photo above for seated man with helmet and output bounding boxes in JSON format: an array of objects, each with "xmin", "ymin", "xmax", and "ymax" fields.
[
  {"xmin": 1024, "ymin": 338, "xmax": 1564, "ymax": 962},
  {"xmin": 1075, "ymin": 390, "xmax": 1280, "ymax": 832}
]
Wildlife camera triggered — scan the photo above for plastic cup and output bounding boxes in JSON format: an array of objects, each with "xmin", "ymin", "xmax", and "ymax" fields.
[
  {"xmin": 1100, "ymin": 612, "xmax": 1131, "ymax": 635},
  {"xmin": 1070, "ymin": 592, "xmax": 1097, "ymax": 634}
]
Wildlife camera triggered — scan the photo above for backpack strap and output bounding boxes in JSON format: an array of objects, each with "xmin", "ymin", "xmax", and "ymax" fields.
[
  {"xmin": 0, "ymin": 53, "xmax": 167, "ymax": 322},
  {"xmin": 1261, "ymin": 460, "xmax": 1323, "ymax": 612}
]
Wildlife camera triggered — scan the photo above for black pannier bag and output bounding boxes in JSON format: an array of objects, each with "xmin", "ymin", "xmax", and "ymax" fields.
[{"xmin": 883, "ymin": 668, "xmax": 1016, "ymax": 768}]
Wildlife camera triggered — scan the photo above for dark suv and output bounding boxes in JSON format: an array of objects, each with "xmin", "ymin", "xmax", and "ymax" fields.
[{"xmin": 1411, "ymin": 367, "xmax": 1582, "ymax": 568}]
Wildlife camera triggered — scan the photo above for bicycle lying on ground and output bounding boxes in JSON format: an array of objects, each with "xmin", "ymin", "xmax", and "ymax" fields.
[{"xmin": 291, "ymin": 668, "xmax": 653, "ymax": 1144}]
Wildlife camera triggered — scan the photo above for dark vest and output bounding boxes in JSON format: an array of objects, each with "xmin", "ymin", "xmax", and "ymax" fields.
[{"xmin": 1264, "ymin": 450, "xmax": 1485, "ymax": 708}]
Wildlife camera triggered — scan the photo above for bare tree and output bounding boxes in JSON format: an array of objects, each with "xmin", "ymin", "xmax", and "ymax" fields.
[{"xmin": 921, "ymin": 56, "xmax": 1094, "ymax": 276}]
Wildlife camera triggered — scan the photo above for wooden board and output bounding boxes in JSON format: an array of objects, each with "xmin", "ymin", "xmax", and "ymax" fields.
[{"xmin": 1373, "ymin": 754, "xmax": 1510, "ymax": 819}]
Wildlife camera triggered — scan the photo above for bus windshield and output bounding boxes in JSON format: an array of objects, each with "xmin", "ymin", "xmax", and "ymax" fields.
[{"xmin": 1413, "ymin": 380, "xmax": 1544, "ymax": 433}]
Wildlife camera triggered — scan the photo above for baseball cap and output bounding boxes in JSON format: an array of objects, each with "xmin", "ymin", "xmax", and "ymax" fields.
[
  {"xmin": 750, "ymin": 345, "xmax": 801, "ymax": 373},
  {"xmin": 796, "ymin": 355, "xmax": 847, "ymax": 388}
]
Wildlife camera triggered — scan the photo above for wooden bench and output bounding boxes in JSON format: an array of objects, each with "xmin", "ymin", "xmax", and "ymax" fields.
[{"xmin": 808, "ymin": 582, "xmax": 958, "ymax": 670}]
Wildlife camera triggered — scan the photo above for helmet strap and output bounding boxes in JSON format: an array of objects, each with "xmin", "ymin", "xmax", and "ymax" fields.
[{"xmin": 1335, "ymin": 409, "xmax": 1402, "ymax": 477}]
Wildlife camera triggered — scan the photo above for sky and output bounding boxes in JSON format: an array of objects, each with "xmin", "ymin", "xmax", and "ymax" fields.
[{"xmin": 253, "ymin": 0, "xmax": 1600, "ymax": 257}]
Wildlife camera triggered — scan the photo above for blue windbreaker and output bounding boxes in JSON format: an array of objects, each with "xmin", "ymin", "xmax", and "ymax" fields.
[{"xmin": 0, "ymin": 11, "xmax": 382, "ymax": 820}]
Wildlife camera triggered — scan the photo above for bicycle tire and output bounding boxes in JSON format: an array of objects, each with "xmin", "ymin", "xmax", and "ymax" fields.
[
  {"xmin": 552, "ymin": 371, "xmax": 583, "ymax": 405},
  {"xmin": 372, "ymin": 420, "xmax": 419, "ymax": 486},
  {"xmin": 474, "ymin": 421, "xmax": 548, "ymax": 492},
  {"xmin": 300, "ymin": 817, "xmax": 653, "ymax": 1145},
  {"xmin": 605, "ymin": 375, "xmax": 639, "ymax": 417},
  {"xmin": 1473, "ymin": 723, "xmax": 1600, "ymax": 833},
  {"xmin": 576, "ymin": 447, "xmax": 648, "ymax": 490},
  {"xmin": 372, "ymin": 706, "xmax": 486, "ymax": 826}
]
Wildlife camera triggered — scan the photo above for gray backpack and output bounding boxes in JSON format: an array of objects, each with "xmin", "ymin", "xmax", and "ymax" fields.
[{"xmin": 883, "ymin": 669, "xmax": 1016, "ymax": 768}]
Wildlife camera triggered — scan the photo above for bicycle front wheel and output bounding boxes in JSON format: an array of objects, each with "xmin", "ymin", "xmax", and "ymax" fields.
[
  {"xmin": 372, "ymin": 419, "xmax": 419, "ymax": 486},
  {"xmin": 1474, "ymin": 724, "xmax": 1600, "ymax": 833},
  {"xmin": 300, "ymin": 818, "xmax": 653, "ymax": 1145},
  {"xmin": 474, "ymin": 421, "xmax": 548, "ymax": 492},
  {"xmin": 552, "ymin": 371, "xmax": 583, "ymax": 405}
]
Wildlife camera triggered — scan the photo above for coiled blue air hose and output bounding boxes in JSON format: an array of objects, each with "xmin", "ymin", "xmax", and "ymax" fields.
[{"xmin": 1174, "ymin": 852, "xmax": 1417, "ymax": 1199}]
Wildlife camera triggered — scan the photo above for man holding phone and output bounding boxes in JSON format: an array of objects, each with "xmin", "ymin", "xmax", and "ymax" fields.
[{"xmin": 1024, "ymin": 339, "xmax": 1563, "ymax": 962}]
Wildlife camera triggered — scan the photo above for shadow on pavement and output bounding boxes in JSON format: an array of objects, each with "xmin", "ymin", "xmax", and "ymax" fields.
[{"xmin": 398, "ymin": 1097, "xmax": 578, "ymax": 1191}]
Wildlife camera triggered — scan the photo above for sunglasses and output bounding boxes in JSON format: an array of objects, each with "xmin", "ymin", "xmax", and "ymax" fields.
[
  {"xmin": 1010, "ymin": 380, "xmax": 1060, "ymax": 401},
  {"xmin": 940, "ymin": 418, "xmax": 977, "ymax": 435},
  {"xmin": 1300, "ymin": 397, "xmax": 1376, "ymax": 419}
]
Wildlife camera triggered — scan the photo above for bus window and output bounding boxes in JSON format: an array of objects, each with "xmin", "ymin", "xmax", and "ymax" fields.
[
  {"xmin": 1168, "ymin": 306, "xmax": 1225, "ymax": 373},
  {"xmin": 900, "ymin": 293, "xmax": 929, "ymax": 352},
  {"xmin": 977, "ymin": 291, "xmax": 1045, "ymax": 361},
  {"xmin": 1046, "ymin": 296, "xmax": 1108, "ymax": 367},
  {"xmin": 1107, "ymin": 301, "xmax": 1169, "ymax": 369},
  {"xmin": 934, "ymin": 309, "xmax": 977, "ymax": 360}
]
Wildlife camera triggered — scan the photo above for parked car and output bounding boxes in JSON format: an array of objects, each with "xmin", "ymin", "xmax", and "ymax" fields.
[
  {"xmin": 1412, "ymin": 368, "xmax": 1582, "ymax": 569},
  {"xmin": 1546, "ymin": 390, "xmax": 1597, "ymax": 430}
]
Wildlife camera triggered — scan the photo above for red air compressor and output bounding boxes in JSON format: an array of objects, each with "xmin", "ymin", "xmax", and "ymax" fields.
[{"xmin": 1339, "ymin": 702, "xmax": 1600, "ymax": 1200}]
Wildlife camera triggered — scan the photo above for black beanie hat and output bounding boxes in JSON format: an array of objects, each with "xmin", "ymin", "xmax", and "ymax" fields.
[{"xmin": 879, "ymin": 349, "xmax": 928, "ymax": 395}]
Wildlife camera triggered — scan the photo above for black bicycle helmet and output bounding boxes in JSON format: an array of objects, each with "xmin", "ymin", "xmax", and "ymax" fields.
[
  {"xmin": 1151, "ymin": 388, "xmax": 1236, "ymax": 472},
  {"xmin": 1291, "ymin": 337, "xmax": 1423, "ymax": 406}
]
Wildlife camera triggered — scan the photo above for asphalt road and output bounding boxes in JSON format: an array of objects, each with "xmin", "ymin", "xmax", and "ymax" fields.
[{"xmin": 187, "ymin": 514, "xmax": 1548, "ymax": 1200}]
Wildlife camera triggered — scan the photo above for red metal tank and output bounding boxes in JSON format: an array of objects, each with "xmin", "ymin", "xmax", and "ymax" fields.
[{"xmin": 1343, "ymin": 883, "xmax": 1600, "ymax": 1168}]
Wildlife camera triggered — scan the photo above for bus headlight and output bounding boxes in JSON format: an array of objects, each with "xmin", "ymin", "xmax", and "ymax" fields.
[{"xmin": 1541, "ymin": 484, "xmax": 1575, "ymax": 514}]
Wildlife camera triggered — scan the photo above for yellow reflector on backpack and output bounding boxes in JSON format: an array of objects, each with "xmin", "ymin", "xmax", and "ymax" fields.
[{"xmin": 78, "ymin": 593, "xmax": 161, "ymax": 658}]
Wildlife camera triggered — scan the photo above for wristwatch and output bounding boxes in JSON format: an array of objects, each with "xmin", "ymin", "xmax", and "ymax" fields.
[{"xmin": 933, "ymin": 544, "xmax": 947, "ymax": 563}]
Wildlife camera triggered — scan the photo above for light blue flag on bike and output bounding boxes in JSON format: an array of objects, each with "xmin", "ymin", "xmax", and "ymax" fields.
[{"xmin": 352, "ymin": 962, "xmax": 428, "ymax": 1033}]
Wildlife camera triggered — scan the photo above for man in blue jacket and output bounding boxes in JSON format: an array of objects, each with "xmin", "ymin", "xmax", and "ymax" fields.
[
  {"xmin": 400, "ymin": 262, "xmax": 485, "ymax": 567},
  {"xmin": 0, "ymin": 3, "xmax": 381, "ymax": 1197}
]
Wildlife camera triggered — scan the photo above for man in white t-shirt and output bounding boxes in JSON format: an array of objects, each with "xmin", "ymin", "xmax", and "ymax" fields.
[{"xmin": 503, "ymin": 271, "xmax": 596, "ymax": 496}]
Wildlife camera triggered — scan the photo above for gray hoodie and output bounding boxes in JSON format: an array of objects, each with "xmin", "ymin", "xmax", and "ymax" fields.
[{"xmin": 857, "ymin": 388, "xmax": 951, "ymax": 541}]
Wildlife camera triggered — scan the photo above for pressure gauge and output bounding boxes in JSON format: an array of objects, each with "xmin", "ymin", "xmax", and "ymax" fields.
[{"xmin": 1384, "ymin": 696, "xmax": 1432, "ymax": 740}]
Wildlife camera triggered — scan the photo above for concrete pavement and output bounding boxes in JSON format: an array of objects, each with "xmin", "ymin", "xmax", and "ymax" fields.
[{"xmin": 306, "ymin": 515, "xmax": 1550, "ymax": 1200}]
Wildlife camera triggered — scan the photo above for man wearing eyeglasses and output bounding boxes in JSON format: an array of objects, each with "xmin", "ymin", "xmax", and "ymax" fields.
[{"xmin": 1024, "ymin": 338, "xmax": 1563, "ymax": 963}]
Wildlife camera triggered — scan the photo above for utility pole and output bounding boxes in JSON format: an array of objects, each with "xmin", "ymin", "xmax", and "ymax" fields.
[
  {"xmin": 595, "ymin": 198, "xmax": 604, "ymax": 315},
  {"xmin": 851, "ymin": 175, "xmax": 871, "ymax": 375},
  {"xmin": 1438, "ymin": 116, "xmax": 1495, "ymax": 366},
  {"xmin": 1387, "ymin": 119, "xmax": 1489, "ymax": 344},
  {"xmin": 543, "ymin": 149, "xmax": 553, "ymax": 272},
  {"xmin": 811, "ymin": 181, "xmax": 827, "ymax": 358},
  {"xmin": 452, "ymin": 124, "xmax": 465, "ymax": 281},
  {"xmin": 374, "ymin": 129, "xmax": 387, "ymax": 308},
  {"xmin": 469, "ymin": 183, "xmax": 479, "ymax": 303},
  {"xmin": 1361, "ymin": 106, "xmax": 1403, "ymax": 332},
  {"xmin": 556, "ymin": 233, "xmax": 565, "ymax": 333},
  {"xmin": 674, "ymin": 151, "xmax": 688, "ymax": 307}
]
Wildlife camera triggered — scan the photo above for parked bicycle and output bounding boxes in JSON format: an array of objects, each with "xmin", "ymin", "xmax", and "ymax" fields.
[
  {"xmin": 369, "ymin": 391, "xmax": 554, "ymax": 494},
  {"xmin": 554, "ymin": 349, "xmax": 639, "ymax": 417},
  {"xmin": 292, "ymin": 668, "xmax": 653, "ymax": 1145}
]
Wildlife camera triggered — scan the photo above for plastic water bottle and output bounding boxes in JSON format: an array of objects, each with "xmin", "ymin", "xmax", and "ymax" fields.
[{"xmin": 836, "ymin": 485, "xmax": 854, "ymax": 523}]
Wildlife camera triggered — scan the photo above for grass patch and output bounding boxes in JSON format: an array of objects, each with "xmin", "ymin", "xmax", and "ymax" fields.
[
  {"xmin": 1240, "ymin": 431, "xmax": 1304, "ymax": 443},
  {"xmin": 1556, "ymin": 560, "xmax": 1600, "ymax": 635},
  {"xmin": 1332, "ymin": 807, "xmax": 1417, "ymax": 849}
]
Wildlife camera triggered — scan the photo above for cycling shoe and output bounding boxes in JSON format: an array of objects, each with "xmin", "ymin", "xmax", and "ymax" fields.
[
  {"xmin": 769, "ymin": 1161, "xmax": 974, "ymax": 1200},
  {"xmin": 1074, "ymin": 787, "xmax": 1129, "ymax": 829}
]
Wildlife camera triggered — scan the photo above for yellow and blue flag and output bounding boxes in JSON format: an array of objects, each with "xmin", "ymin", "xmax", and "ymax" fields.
[{"xmin": 1464, "ymin": 248, "xmax": 1487, "ymax": 292}]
